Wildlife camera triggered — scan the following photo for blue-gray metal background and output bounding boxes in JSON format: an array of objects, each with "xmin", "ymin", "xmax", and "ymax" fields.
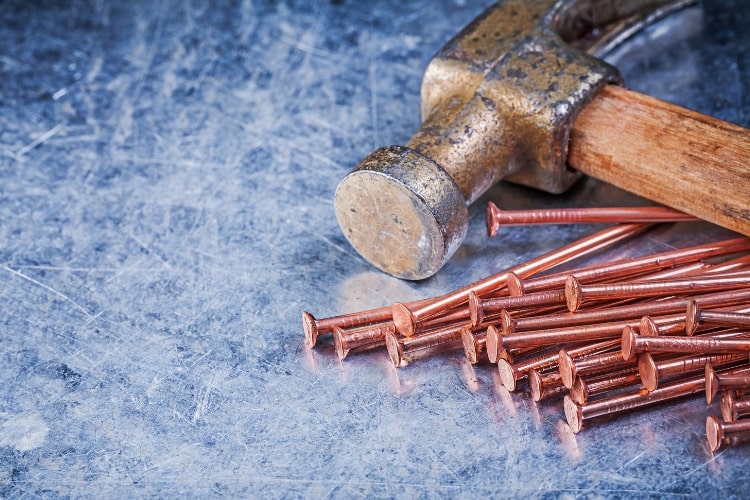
[{"xmin": 1, "ymin": 0, "xmax": 748, "ymax": 496}]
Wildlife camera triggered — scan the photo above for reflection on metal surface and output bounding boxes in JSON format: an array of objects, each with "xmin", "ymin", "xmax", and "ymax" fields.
[
  {"xmin": 301, "ymin": 343, "xmax": 321, "ymax": 374},
  {"xmin": 459, "ymin": 359, "xmax": 481, "ymax": 394},
  {"xmin": 386, "ymin": 363, "xmax": 419, "ymax": 397},
  {"xmin": 528, "ymin": 399, "xmax": 543, "ymax": 429},
  {"xmin": 556, "ymin": 420, "xmax": 582, "ymax": 461},
  {"xmin": 492, "ymin": 371, "xmax": 519, "ymax": 418},
  {"xmin": 336, "ymin": 270, "xmax": 426, "ymax": 313}
]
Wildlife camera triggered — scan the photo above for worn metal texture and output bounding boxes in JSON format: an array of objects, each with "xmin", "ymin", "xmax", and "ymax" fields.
[
  {"xmin": 334, "ymin": 0, "xmax": 694, "ymax": 280},
  {"xmin": 335, "ymin": 145, "xmax": 469, "ymax": 280},
  {"xmin": 1, "ymin": 0, "xmax": 749, "ymax": 496}
]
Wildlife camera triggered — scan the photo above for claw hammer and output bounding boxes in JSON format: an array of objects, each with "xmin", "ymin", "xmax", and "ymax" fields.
[{"xmin": 334, "ymin": 0, "xmax": 750, "ymax": 280}]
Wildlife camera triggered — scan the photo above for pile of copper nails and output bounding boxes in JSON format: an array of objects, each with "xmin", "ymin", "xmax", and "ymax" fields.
[{"xmin": 304, "ymin": 205, "xmax": 750, "ymax": 452}]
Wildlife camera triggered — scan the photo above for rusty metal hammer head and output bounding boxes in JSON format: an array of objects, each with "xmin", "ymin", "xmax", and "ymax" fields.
[{"xmin": 334, "ymin": 0, "xmax": 693, "ymax": 280}]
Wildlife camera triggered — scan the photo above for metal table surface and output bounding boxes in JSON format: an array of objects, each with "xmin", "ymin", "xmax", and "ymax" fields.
[{"xmin": 1, "ymin": 0, "xmax": 748, "ymax": 496}]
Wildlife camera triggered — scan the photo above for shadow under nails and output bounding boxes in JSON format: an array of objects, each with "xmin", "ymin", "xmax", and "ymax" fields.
[{"xmin": 385, "ymin": 361, "xmax": 418, "ymax": 397}]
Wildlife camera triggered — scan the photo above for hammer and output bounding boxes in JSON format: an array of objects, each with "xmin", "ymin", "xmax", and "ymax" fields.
[{"xmin": 334, "ymin": 0, "xmax": 750, "ymax": 280}]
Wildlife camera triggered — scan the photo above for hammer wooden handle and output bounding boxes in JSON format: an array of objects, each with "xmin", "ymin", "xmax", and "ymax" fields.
[{"xmin": 569, "ymin": 85, "xmax": 750, "ymax": 236}]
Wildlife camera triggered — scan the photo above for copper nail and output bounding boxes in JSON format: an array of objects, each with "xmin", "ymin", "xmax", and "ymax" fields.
[
  {"xmin": 499, "ymin": 345, "xmax": 544, "ymax": 365},
  {"xmin": 497, "ymin": 346, "xmax": 564, "ymax": 391},
  {"xmin": 461, "ymin": 327, "xmax": 487, "ymax": 365},
  {"xmin": 639, "ymin": 315, "xmax": 685, "ymax": 337},
  {"xmin": 485, "ymin": 323, "xmax": 545, "ymax": 364},
  {"xmin": 686, "ymin": 300, "xmax": 750, "ymax": 335},
  {"xmin": 564, "ymin": 373, "xmax": 705, "ymax": 433},
  {"xmin": 385, "ymin": 323, "xmax": 465, "ymax": 367},
  {"xmin": 506, "ymin": 237, "xmax": 750, "ymax": 297},
  {"xmin": 622, "ymin": 329, "xmax": 750, "ymax": 362},
  {"xmin": 505, "ymin": 288, "xmax": 750, "ymax": 335},
  {"xmin": 706, "ymin": 414, "xmax": 750, "ymax": 453},
  {"xmin": 392, "ymin": 223, "xmax": 649, "ymax": 336},
  {"xmin": 510, "ymin": 259, "xmax": 710, "ymax": 298},
  {"xmin": 332, "ymin": 322, "xmax": 396, "ymax": 360},
  {"xmin": 705, "ymin": 364, "xmax": 750, "ymax": 404},
  {"xmin": 559, "ymin": 342, "xmax": 632, "ymax": 389},
  {"xmin": 302, "ymin": 296, "xmax": 432, "ymax": 347},
  {"xmin": 412, "ymin": 305, "xmax": 473, "ymax": 334},
  {"xmin": 560, "ymin": 350, "xmax": 636, "ymax": 389},
  {"xmin": 569, "ymin": 367, "xmax": 642, "ymax": 405},
  {"xmin": 637, "ymin": 352, "xmax": 746, "ymax": 392},
  {"xmin": 486, "ymin": 325, "xmax": 543, "ymax": 364},
  {"xmin": 497, "ymin": 339, "xmax": 619, "ymax": 392},
  {"xmin": 721, "ymin": 391, "xmax": 750, "ymax": 422},
  {"xmin": 645, "ymin": 305, "xmax": 750, "ymax": 338},
  {"xmin": 565, "ymin": 272, "xmax": 750, "ymax": 313},
  {"xmin": 470, "ymin": 288, "xmax": 566, "ymax": 327},
  {"xmin": 528, "ymin": 369, "xmax": 567, "ymax": 402},
  {"xmin": 486, "ymin": 203, "xmax": 696, "ymax": 237},
  {"xmin": 497, "ymin": 313, "xmax": 652, "ymax": 355}
]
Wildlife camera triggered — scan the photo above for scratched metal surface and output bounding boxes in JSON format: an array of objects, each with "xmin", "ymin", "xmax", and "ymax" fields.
[{"xmin": 1, "ymin": 0, "xmax": 749, "ymax": 496}]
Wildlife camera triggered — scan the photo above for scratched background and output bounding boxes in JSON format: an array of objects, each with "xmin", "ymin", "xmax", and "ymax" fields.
[{"xmin": 1, "ymin": 0, "xmax": 749, "ymax": 496}]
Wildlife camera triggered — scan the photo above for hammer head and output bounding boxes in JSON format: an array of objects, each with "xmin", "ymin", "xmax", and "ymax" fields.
[
  {"xmin": 335, "ymin": 146, "xmax": 468, "ymax": 280},
  {"xmin": 335, "ymin": 0, "xmax": 692, "ymax": 280}
]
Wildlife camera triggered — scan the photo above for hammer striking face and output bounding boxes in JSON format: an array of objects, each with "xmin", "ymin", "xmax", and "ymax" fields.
[{"xmin": 335, "ymin": 0, "xmax": 750, "ymax": 280}]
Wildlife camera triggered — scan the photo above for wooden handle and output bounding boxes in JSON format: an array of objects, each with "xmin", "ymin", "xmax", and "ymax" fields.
[{"xmin": 568, "ymin": 85, "xmax": 750, "ymax": 236}]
